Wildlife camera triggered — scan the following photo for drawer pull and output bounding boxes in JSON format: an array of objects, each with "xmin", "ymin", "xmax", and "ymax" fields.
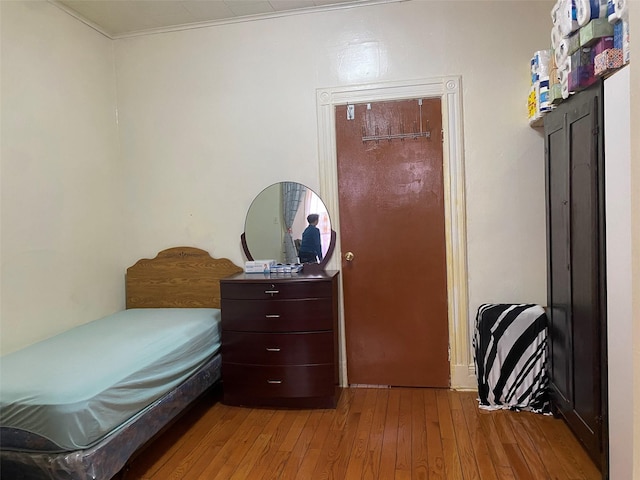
[
  {"xmin": 266, "ymin": 347, "xmax": 281, "ymax": 352},
  {"xmin": 267, "ymin": 380, "xmax": 282, "ymax": 384},
  {"xmin": 264, "ymin": 290, "xmax": 280, "ymax": 295},
  {"xmin": 265, "ymin": 314, "xmax": 281, "ymax": 318}
]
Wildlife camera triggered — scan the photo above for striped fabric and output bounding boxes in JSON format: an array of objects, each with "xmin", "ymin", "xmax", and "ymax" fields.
[{"xmin": 473, "ymin": 303, "xmax": 550, "ymax": 413}]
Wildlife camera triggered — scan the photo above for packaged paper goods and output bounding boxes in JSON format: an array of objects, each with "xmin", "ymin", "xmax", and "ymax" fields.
[
  {"xmin": 594, "ymin": 48, "xmax": 624, "ymax": 76},
  {"xmin": 580, "ymin": 17, "xmax": 615, "ymax": 46}
]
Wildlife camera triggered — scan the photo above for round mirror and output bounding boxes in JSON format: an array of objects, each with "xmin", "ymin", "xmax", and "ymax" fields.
[{"xmin": 241, "ymin": 182, "xmax": 335, "ymax": 270}]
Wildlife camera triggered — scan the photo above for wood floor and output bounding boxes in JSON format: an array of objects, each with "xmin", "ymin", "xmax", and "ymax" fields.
[{"xmin": 123, "ymin": 387, "xmax": 601, "ymax": 480}]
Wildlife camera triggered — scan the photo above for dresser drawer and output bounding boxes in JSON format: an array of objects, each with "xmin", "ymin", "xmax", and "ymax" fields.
[
  {"xmin": 221, "ymin": 298, "xmax": 333, "ymax": 332},
  {"xmin": 221, "ymin": 280, "xmax": 333, "ymax": 300},
  {"xmin": 221, "ymin": 331, "xmax": 334, "ymax": 365},
  {"xmin": 221, "ymin": 364, "xmax": 335, "ymax": 399}
]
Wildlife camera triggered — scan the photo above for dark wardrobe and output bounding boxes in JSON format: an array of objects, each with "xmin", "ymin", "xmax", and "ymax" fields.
[{"xmin": 543, "ymin": 80, "xmax": 608, "ymax": 476}]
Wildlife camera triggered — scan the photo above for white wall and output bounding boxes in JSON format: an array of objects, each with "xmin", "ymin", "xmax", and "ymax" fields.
[
  {"xmin": 605, "ymin": 66, "xmax": 632, "ymax": 480},
  {"xmin": 0, "ymin": 1, "xmax": 123, "ymax": 354},
  {"xmin": 114, "ymin": 1, "xmax": 553, "ymax": 347},
  {"xmin": 629, "ymin": 3, "xmax": 640, "ymax": 479}
]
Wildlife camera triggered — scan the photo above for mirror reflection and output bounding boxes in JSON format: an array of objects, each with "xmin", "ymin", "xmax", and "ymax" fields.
[{"xmin": 244, "ymin": 182, "xmax": 332, "ymax": 264}]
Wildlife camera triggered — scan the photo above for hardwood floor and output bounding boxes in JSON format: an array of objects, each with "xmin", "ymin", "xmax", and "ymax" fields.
[{"xmin": 123, "ymin": 387, "xmax": 601, "ymax": 480}]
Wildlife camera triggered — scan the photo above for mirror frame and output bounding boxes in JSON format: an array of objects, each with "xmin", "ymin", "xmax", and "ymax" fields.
[{"xmin": 240, "ymin": 182, "xmax": 336, "ymax": 273}]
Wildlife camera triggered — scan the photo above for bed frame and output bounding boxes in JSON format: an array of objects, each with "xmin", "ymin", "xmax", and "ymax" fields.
[{"xmin": 0, "ymin": 247, "xmax": 242, "ymax": 480}]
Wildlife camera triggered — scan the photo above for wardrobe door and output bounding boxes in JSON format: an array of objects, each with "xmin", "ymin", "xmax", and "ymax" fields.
[
  {"xmin": 567, "ymin": 88, "xmax": 605, "ymax": 466},
  {"xmin": 544, "ymin": 82, "xmax": 607, "ymax": 473},
  {"xmin": 545, "ymin": 108, "xmax": 572, "ymax": 410}
]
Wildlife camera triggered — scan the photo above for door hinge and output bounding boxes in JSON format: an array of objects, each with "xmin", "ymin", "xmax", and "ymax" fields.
[
  {"xmin": 441, "ymin": 129, "xmax": 444, "ymax": 143},
  {"xmin": 448, "ymin": 344, "xmax": 451, "ymax": 362},
  {"xmin": 592, "ymin": 125, "xmax": 599, "ymax": 136}
]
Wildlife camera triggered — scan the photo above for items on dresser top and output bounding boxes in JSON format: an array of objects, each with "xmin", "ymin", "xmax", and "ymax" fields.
[
  {"xmin": 243, "ymin": 260, "xmax": 304, "ymax": 274},
  {"xmin": 244, "ymin": 259, "xmax": 276, "ymax": 273},
  {"xmin": 220, "ymin": 271, "xmax": 340, "ymax": 409}
]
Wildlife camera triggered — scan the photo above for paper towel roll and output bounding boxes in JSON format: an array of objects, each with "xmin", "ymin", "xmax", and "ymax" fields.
[
  {"xmin": 559, "ymin": 0, "xmax": 579, "ymax": 37},
  {"xmin": 537, "ymin": 50, "xmax": 551, "ymax": 78},
  {"xmin": 577, "ymin": 0, "xmax": 593, "ymax": 26},
  {"xmin": 558, "ymin": 65, "xmax": 570, "ymax": 83},
  {"xmin": 608, "ymin": 0, "xmax": 628, "ymax": 23},
  {"xmin": 531, "ymin": 50, "xmax": 551, "ymax": 86},
  {"xmin": 577, "ymin": 0, "xmax": 608, "ymax": 27},
  {"xmin": 560, "ymin": 66, "xmax": 570, "ymax": 98},
  {"xmin": 615, "ymin": 0, "xmax": 628, "ymax": 20},
  {"xmin": 551, "ymin": 25, "xmax": 563, "ymax": 50},
  {"xmin": 561, "ymin": 79, "xmax": 570, "ymax": 99},
  {"xmin": 551, "ymin": 0, "xmax": 562, "ymax": 24},
  {"xmin": 607, "ymin": 0, "xmax": 616, "ymax": 20},
  {"xmin": 555, "ymin": 37, "xmax": 570, "ymax": 67},
  {"xmin": 621, "ymin": 19, "xmax": 630, "ymax": 63}
]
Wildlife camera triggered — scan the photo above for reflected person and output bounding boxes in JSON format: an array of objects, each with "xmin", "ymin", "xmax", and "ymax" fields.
[{"xmin": 298, "ymin": 214, "xmax": 323, "ymax": 264}]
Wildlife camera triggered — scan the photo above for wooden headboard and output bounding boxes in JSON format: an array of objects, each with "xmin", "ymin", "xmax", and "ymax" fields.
[{"xmin": 125, "ymin": 247, "xmax": 242, "ymax": 309}]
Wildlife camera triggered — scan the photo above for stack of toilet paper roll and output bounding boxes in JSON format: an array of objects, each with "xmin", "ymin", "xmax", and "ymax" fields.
[
  {"xmin": 549, "ymin": 0, "xmax": 628, "ymax": 100},
  {"xmin": 552, "ymin": 0, "xmax": 580, "ymax": 39},
  {"xmin": 551, "ymin": 0, "xmax": 578, "ymax": 99},
  {"xmin": 528, "ymin": 50, "xmax": 552, "ymax": 125},
  {"xmin": 530, "ymin": 0, "xmax": 629, "ymax": 123}
]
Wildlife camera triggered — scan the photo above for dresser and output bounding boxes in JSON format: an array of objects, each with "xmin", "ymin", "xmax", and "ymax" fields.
[{"xmin": 220, "ymin": 270, "xmax": 340, "ymax": 408}]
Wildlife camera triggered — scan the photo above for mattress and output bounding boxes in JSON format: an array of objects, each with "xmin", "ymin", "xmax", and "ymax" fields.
[
  {"xmin": 0, "ymin": 308, "xmax": 222, "ymax": 452},
  {"xmin": 0, "ymin": 354, "xmax": 222, "ymax": 480}
]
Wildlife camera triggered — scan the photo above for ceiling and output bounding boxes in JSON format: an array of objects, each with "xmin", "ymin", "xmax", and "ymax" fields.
[{"xmin": 52, "ymin": 0, "xmax": 392, "ymax": 38}]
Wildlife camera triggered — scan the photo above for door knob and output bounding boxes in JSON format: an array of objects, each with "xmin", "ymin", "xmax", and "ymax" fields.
[{"xmin": 344, "ymin": 251, "xmax": 355, "ymax": 262}]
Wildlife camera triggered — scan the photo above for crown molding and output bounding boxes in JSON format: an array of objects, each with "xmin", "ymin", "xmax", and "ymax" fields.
[{"xmin": 49, "ymin": 0, "xmax": 405, "ymax": 40}]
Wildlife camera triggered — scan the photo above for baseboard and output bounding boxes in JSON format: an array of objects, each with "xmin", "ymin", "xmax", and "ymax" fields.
[
  {"xmin": 450, "ymin": 363, "xmax": 477, "ymax": 390},
  {"xmin": 341, "ymin": 362, "xmax": 477, "ymax": 391},
  {"xmin": 350, "ymin": 384, "xmax": 391, "ymax": 388}
]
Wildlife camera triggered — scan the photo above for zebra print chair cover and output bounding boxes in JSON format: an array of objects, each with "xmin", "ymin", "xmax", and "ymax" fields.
[{"xmin": 473, "ymin": 303, "xmax": 550, "ymax": 413}]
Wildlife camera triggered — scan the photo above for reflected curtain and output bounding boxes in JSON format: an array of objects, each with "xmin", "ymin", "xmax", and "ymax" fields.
[{"xmin": 282, "ymin": 182, "xmax": 306, "ymax": 263}]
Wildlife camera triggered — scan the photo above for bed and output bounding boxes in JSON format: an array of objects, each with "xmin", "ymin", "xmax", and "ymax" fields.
[{"xmin": 0, "ymin": 246, "xmax": 242, "ymax": 480}]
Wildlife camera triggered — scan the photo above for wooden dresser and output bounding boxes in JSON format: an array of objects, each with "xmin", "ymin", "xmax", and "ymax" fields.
[{"xmin": 220, "ymin": 270, "xmax": 340, "ymax": 408}]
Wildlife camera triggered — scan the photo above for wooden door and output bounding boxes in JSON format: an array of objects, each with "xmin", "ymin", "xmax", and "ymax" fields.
[
  {"xmin": 544, "ymin": 82, "xmax": 607, "ymax": 470},
  {"xmin": 336, "ymin": 98, "xmax": 449, "ymax": 387}
]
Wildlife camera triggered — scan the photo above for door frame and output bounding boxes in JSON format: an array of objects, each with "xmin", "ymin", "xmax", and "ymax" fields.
[{"xmin": 316, "ymin": 76, "xmax": 474, "ymax": 389}]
